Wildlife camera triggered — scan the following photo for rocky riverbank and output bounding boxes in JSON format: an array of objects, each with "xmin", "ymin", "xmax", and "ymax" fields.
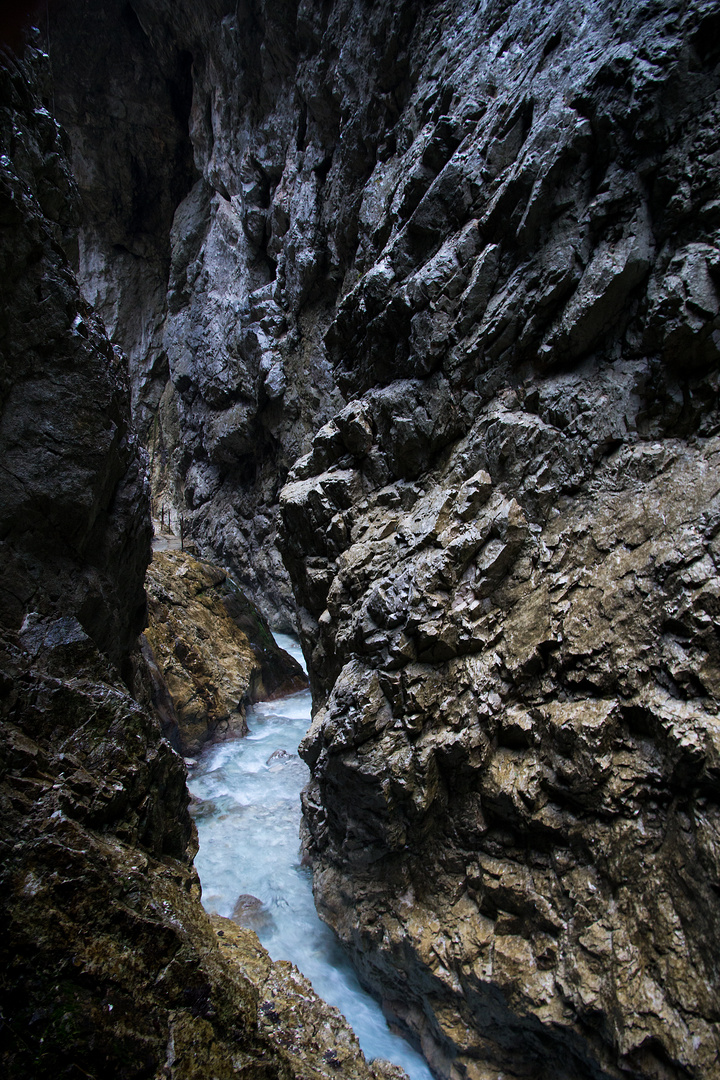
[
  {"xmin": 283, "ymin": 411, "xmax": 720, "ymax": 1080},
  {"xmin": 0, "ymin": 613, "xmax": 407, "ymax": 1080},
  {"xmin": 0, "ymin": 40, "xmax": 403, "ymax": 1080},
  {"xmin": 144, "ymin": 549, "xmax": 306, "ymax": 754}
]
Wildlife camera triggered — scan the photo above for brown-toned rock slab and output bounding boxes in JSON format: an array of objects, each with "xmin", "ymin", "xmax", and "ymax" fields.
[{"xmin": 144, "ymin": 550, "xmax": 307, "ymax": 755}]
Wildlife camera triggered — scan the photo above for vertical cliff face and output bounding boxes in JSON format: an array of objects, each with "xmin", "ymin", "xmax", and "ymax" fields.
[
  {"xmin": 0, "ymin": 39, "xmax": 151, "ymax": 670},
  {"xmin": 42, "ymin": 1, "xmax": 720, "ymax": 1078},
  {"xmin": 0, "ymin": 41, "xmax": 187, "ymax": 1075},
  {"xmin": 46, "ymin": 0, "xmax": 424, "ymax": 627},
  {"xmin": 46, "ymin": 0, "xmax": 196, "ymax": 440},
  {"xmin": 0, "ymin": 41, "xmax": 403, "ymax": 1080},
  {"xmin": 275, "ymin": 4, "xmax": 720, "ymax": 1077},
  {"xmin": 47, "ymin": 0, "xmax": 720, "ymax": 627}
]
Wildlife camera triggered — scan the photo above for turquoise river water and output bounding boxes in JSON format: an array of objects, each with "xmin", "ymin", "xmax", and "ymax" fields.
[{"xmin": 188, "ymin": 633, "xmax": 434, "ymax": 1080}]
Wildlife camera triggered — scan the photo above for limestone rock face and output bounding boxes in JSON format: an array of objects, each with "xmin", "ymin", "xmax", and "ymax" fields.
[
  {"xmin": 284, "ymin": 427, "xmax": 720, "ymax": 1079},
  {"xmin": 271, "ymin": 4, "xmax": 720, "ymax": 1079},
  {"xmin": 42, "ymin": 1, "xmax": 720, "ymax": 1077},
  {"xmin": 0, "ymin": 42, "xmax": 399, "ymax": 1080},
  {"xmin": 144, "ymin": 550, "xmax": 307, "ymax": 755},
  {"xmin": 46, "ymin": 0, "xmax": 720, "ymax": 636},
  {"xmin": 47, "ymin": 0, "xmax": 196, "ymax": 441}
]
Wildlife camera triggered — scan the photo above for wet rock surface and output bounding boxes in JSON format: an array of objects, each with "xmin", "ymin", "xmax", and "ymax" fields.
[
  {"xmin": 46, "ymin": 0, "xmax": 720, "ymax": 634},
  {"xmin": 0, "ymin": 41, "xmax": 151, "ymax": 672},
  {"xmin": 0, "ymin": 42, "xmax": 400, "ymax": 1080},
  {"xmin": 144, "ymin": 550, "xmax": 307, "ymax": 755},
  {"xmin": 212, "ymin": 917, "xmax": 410, "ymax": 1080},
  {"xmin": 28, "ymin": 0, "xmax": 720, "ymax": 1076},
  {"xmin": 285, "ymin": 428, "xmax": 720, "ymax": 1079},
  {"xmin": 0, "ymin": 620, "xmax": 394, "ymax": 1080}
]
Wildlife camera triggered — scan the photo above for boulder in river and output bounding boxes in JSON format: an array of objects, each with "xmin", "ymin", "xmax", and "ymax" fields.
[{"xmin": 232, "ymin": 893, "xmax": 275, "ymax": 933}]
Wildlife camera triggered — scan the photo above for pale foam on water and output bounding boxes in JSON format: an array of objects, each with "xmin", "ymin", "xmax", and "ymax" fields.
[{"xmin": 188, "ymin": 633, "xmax": 434, "ymax": 1080}]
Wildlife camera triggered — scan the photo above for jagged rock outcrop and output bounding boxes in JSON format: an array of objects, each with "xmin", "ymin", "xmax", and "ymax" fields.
[
  {"xmin": 0, "ymin": 41, "xmax": 404, "ymax": 1080},
  {"xmin": 45, "ymin": 0, "xmax": 720, "ymax": 616},
  {"xmin": 45, "ymin": 0, "xmax": 420, "ymax": 627},
  {"xmin": 284, "ymin": 423, "xmax": 720, "ymax": 1080},
  {"xmin": 213, "ymin": 918, "xmax": 408, "ymax": 1080},
  {"xmin": 40, "ymin": 0, "xmax": 720, "ymax": 1077},
  {"xmin": 144, "ymin": 550, "xmax": 306, "ymax": 754},
  {"xmin": 274, "ymin": 4, "xmax": 720, "ymax": 1077}
]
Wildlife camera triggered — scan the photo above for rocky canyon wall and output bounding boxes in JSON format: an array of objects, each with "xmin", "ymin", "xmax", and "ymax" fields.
[
  {"xmin": 41, "ymin": 2, "xmax": 720, "ymax": 1079},
  {"xmin": 0, "ymin": 39, "xmax": 407, "ymax": 1080}
]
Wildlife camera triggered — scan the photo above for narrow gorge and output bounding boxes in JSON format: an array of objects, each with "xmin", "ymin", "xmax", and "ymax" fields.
[{"xmin": 1, "ymin": 1, "xmax": 720, "ymax": 1078}]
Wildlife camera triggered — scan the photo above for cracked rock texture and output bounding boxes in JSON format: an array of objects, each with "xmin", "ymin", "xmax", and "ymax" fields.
[
  {"xmin": 44, "ymin": 0, "xmax": 720, "ymax": 1077},
  {"xmin": 144, "ymin": 550, "xmax": 307, "ymax": 755},
  {"xmin": 0, "ymin": 618, "xmax": 404, "ymax": 1080},
  {"xmin": 211, "ymin": 917, "xmax": 409, "ymax": 1080},
  {"xmin": 47, "ymin": 0, "xmax": 720, "ymax": 635},
  {"xmin": 0, "ymin": 41, "xmax": 404, "ymax": 1080}
]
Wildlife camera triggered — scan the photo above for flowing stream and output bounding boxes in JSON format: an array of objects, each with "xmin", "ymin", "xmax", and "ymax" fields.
[{"xmin": 188, "ymin": 634, "xmax": 434, "ymax": 1080}]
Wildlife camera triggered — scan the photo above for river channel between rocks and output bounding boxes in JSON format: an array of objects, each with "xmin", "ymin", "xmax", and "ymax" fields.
[{"xmin": 188, "ymin": 634, "xmax": 434, "ymax": 1080}]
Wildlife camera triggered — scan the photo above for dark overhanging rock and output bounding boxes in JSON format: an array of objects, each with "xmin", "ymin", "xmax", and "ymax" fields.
[{"xmin": 0, "ymin": 35, "xmax": 151, "ymax": 673}]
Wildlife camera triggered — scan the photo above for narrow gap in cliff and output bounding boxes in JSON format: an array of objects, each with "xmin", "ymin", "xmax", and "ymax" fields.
[
  {"xmin": 692, "ymin": 11, "xmax": 720, "ymax": 66},
  {"xmin": 542, "ymin": 30, "xmax": 562, "ymax": 58},
  {"xmin": 313, "ymin": 154, "xmax": 333, "ymax": 184},
  {"xmin": 121, "ymin": 3, "xmax": 145, "ymax": 42},
  {"xmin": 170, "ymin": 50, "xmax": 194, "ymax": 137}
]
